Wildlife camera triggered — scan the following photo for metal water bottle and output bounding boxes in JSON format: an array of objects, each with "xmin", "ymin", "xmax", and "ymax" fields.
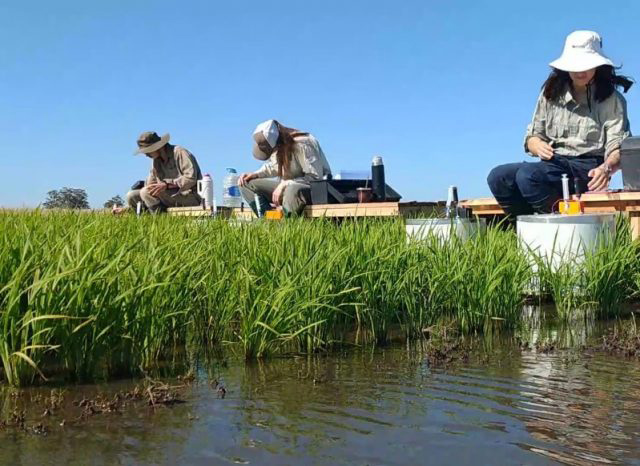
[
  {"xmin": 445, "ymin": 185, "xmax": 458, "ymax": 218},
  {"xmin": 371, "ymin": 156, "xmax": 386, "ymax": 201}
]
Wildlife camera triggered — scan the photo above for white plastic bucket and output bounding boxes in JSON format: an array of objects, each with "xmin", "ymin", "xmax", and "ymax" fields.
[
  {"xmin": 405, "ymin": 218, "xmax": 485, "ymax": 243},
  {"xmin": 517, "ymin": 213, "xmax": 616, "ymax": 269}
]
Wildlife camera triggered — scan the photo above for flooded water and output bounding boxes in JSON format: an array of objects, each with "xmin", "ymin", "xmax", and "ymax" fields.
[{"xmin": 1, "ymin": 317, "xmax": 640, "ymax": 465}]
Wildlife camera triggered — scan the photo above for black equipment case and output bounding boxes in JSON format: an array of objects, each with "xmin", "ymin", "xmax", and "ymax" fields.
[
  {"xmin": 621, "ymin": 137, "xmax": 640, "ymax": 190},
  {"xmin": 310, "ymin": 179, "xmax": 402, "ymax": 204}
]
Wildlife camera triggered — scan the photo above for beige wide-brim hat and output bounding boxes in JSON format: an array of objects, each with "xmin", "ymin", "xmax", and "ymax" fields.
[
  {"xmin": 252, "ymin": 120, "xmax": 279, "ymax": 160},
  {"xmin": 549, "ymin": 30, "xmax": 616, "ymax": 72},
  {"xmin": 134, "ymin": 131, "xmax": 170, "ymax": 155}
]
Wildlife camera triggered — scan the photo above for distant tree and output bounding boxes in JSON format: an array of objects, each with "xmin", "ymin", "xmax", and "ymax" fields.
[
  {"xmin": 43, "ymin": 187, "xmax": 90, "ymax": 209},
  {"xmin": 103, "ymin": 195, "xmax": 125, "ymax": 209}
]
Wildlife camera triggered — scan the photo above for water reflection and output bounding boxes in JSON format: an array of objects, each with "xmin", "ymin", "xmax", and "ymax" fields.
[{"xmin": 0, "ymin": 310, "xmax": 639, "ymax": 465}]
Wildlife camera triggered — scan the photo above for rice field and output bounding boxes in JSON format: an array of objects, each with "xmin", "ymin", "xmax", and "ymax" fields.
[{"xmin": 1, "ymin": 211, "xmax": 639, "ymax": 386}]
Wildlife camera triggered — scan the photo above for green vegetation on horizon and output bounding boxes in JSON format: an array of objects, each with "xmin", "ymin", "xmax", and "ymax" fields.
[{"xmin": 0, "ymin": 212, "xmax": 638, "ymax": 386}]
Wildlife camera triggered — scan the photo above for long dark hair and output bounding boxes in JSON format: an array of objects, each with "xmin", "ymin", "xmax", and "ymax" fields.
[
  {"xmin": 542, "ymin": 65, "xmax": 633, "ymax": 103},
  {"xmin": 273, "ymin": 121, "xmax": 308, "ymax": 178}
]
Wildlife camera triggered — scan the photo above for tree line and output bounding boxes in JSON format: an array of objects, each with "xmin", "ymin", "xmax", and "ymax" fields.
[{"xmin": 42, "ymin": 187, "xmax": 124, "ymax": 209}]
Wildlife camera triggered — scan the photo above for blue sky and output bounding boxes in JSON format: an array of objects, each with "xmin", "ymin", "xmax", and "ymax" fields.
[{"xmin": 1, "ymin": 0, "xmax": 639, "ymax": 207}]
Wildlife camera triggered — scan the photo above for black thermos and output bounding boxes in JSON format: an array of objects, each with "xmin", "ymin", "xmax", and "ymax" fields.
[{"xmin": 371, "ymin": 156, "xmax": 386, "ymax": 201}]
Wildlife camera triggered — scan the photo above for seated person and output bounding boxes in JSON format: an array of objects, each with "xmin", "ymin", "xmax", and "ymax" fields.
[
  {"xmin": 123, "ymin": 131, "xmax": 203, "ymax": 213},
  {"xmin": 238, "ymin": 120, "xmax": 331, "ymax": 216},
  {"xmin": 487, "ymin": 31, "xmax": 632, "ymax": 222}
]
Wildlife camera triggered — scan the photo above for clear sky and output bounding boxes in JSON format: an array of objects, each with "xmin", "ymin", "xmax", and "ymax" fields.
[{"xmin": 1, "ymin": 0, "xmax": 639, "ymax": 207}]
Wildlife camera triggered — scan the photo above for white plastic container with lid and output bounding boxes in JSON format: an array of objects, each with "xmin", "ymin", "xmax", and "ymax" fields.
[
  {"xmin": 406, "ymin": 218, "xmax": 486, "ymax": 243},
  {"xmin": 223, "ymin": 168, "xmax": 242, "ymax": 208},
  {"xmin": 197, "ymin": 174, "xmax": 214, "ymax": 210}
]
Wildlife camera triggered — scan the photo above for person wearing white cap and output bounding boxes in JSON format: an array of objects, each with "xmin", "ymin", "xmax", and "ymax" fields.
[
  {"xmin": 238, "ymin": 120, "xmax": 332, "ymax": 216},
  {"xmin": 487, "ymin": 30, "xmax": 633, "ymax": 222}
]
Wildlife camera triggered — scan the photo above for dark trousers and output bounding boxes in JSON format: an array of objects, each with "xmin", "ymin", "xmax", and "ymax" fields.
[{"xmin": 486, "ymin": 155, "xmax": 603, "ymax": 221}]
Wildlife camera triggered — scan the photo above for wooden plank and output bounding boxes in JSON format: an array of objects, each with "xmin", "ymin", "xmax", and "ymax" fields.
[
  {"xmin": 459, "ymin": 197, "xmax": 505, "ymax": 215},
  {"xmin": 305, "ymin": 202, "xmax": 401, "ymax": 217},
  {"xmin": 304, "ymin": 201, "xmax": 445, "ymax": 218},
  {"xmin": 458, "ymin": 192, "xmax": 640, "ymax": 217},
  {"xmin": 167, "ymin": 206, "xmax": 240, "ymax": 218},
  {"xmin": 161, "ymin": 192, "xmax": 640, "ymax": 220},
  {"xmin": 473, "ymin": 208, "xmax": 506, "ymax": 215},
  {"xmin": 580, "ymin": 191, "xmax": 640, "ymax": 202},
  {"xmin": 581, "ymin": 202, "xmax": 628, "ymax": 211},
  {"xmin": 582, "ymin": 206, "xmax": 618, "ymax": 213},
  {"xmin": 460, "ymin": 197, "xmax": 500, "ymax": 208}
]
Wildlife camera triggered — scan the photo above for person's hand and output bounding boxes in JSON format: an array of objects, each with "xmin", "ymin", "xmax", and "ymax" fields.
[
  {"xmin": 238, "ymin": 172, "xmax": 257, "ymax": 187},
  {"xmin": 272, "ymin": 181, "xmax": 287, "ymax": 207},
  {"xmin": 587, "ymin": 165, "xmax": 611, "ymax": 191},
  {"xmin": 529, "ymin": 138, "xmax": 554, "ymax": 160},
  {"xmin": 147, "ymin": 182, "xmax": 168, "ymax": 197}
]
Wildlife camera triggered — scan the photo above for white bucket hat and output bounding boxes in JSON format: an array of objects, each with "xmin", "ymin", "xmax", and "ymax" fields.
[
  {"xmin": 252, "ymin": 120, "xmax": 280, "ymax": 160},
  {"xmin": 549, "ymin": 30, "xmax": 616, "ymax": 72}
]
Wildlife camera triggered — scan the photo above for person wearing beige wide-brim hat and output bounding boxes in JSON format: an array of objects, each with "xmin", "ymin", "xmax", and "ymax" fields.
[
  {"xmin": 238, "ymin": 120, "xmax": 332, "ymax": 216},
  {"xmin": 487, "ymin": 30, "xmax": 634, "ymax": 223},
  {"xmin": 118, "ymin": 131, "xmax": 203, "ymax": 213}
]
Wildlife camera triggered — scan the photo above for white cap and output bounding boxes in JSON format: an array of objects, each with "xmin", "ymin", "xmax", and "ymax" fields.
[
  {"xmin": 252, "ymin": 120, "xmax": 280, "ymax": 160},
  {"xmin": 549, "ymin": 30, "xmax": 616, "ymax": 72}
]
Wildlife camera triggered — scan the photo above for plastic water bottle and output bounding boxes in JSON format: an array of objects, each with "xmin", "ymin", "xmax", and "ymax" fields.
[{"xmin": 223, "ymin": 168, "xmax": 242, "ymax": 208}]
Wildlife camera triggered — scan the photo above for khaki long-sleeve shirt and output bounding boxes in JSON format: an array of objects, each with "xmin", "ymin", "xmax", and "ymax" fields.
[
  {"xmin": 255, "ymin": 134, "xmax": 332, "ymax": 186},
  {"xmin": 524, "ymin": 87, "xmax": 630, "ymax": 158},
  {"xmin": 147, "ymin": 145, "xmax": 202, "ymax": 194}
]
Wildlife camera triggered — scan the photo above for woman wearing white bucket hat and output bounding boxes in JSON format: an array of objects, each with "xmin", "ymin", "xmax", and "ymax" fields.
[
  {"xmin": 487, "ymin": 30, "xmax": 633, "ymax": 221},
  {"xmin": 238, "ymin": 120, "xmax": 332, "ymax": 216}
]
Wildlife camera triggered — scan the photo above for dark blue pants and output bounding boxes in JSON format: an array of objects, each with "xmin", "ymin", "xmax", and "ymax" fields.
[{"xmin": 486, "ymin": 155, "xmax": 603, "ymax": 221}]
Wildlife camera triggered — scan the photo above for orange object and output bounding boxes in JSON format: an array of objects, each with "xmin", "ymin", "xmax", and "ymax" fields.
[
  {"xmin": 265, "ymin": 210, "xmax": 284, "ymax": 220},
  {"xmin": 559, "ymin": 199, "xmax": 583, "ymax": 215}
]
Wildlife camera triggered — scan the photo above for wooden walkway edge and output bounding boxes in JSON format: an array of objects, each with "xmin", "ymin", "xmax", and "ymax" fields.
[{"xmin": 168, "ymin": 191, "xmax": 640, "ymax": 239}]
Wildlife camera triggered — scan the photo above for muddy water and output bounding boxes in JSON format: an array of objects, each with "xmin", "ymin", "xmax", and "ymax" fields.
[{"xmin": 1, "ymin": 320, "xmax": 640, "ymax": 465}]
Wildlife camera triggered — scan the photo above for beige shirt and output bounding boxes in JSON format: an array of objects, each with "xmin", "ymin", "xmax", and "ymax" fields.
[
  {"xmin": 255, "ymin": 134, "xmax": 332, "ymax": 186},
  {"xmin": 147, "ymin": 145, "xmax": 202, "ymax": 194},
  {"xmin": 524, "ymin": 87, "xmax": 630, "ymax": 158}
]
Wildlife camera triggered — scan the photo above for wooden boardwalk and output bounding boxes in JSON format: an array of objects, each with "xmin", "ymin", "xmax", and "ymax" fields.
[
  {"xmin": 168, "ymin": 201, "xmax": 444, "ymax": 219},
  {"xmin": 168, "ymin": 192, "xmax": 640, "ymax": 239},
  {"xmin": 459, "ymin": 192, "xmax": 640, "ymax": 239}
]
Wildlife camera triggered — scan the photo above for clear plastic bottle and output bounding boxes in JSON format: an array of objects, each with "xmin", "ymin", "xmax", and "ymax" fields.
[{"xmin": 222, "ymin": 168, "xmax": 242, "ymax": 208}]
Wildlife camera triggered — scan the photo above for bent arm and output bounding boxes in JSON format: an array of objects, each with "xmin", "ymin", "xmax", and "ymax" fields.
[
  {"xmin": 168, "ymin": 148, "xmax": 199, "ymax": 191},
  {"xmin": 254, "ymin": 154, "xmax": 279, "ymax": 178},
  {"xmin": 524, "ymin": 92, "xmax": 549, "ymax": 156}
]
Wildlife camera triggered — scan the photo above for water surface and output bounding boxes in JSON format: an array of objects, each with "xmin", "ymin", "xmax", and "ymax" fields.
[{"xmin": 1, "ymin": 321, "xmax": 639, "ymax": 465}]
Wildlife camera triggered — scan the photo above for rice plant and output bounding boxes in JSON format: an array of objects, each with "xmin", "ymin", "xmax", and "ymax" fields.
[{"xmin": 1, "ymin": 210, "xmax": 638, "ymax": 386}]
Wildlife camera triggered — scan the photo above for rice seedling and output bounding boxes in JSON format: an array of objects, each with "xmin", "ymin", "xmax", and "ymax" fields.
[
  {"xmin": 583, "ymin": 218, "xmax": 637, "ymax": 317},
  {"xmin": 530, "ymin": 215, "xmax": 637, "ymax": 319},
  {"xmin": 1, "ymin": 210, "xmax": 638, "ymax": 387}
]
